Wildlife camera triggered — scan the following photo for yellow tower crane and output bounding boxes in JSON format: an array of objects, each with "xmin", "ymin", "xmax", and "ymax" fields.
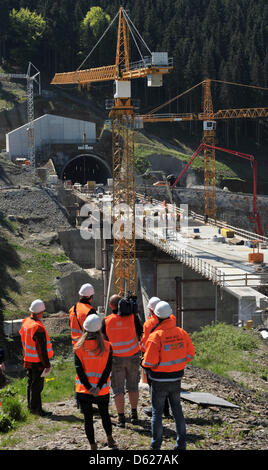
[
  {"xmin": 51, "ymin": 6, "xmax": 173, "ymax": 296},
  {"xmin": 138, "ymin": 78, "xmax": 268, "ymax": 220}
]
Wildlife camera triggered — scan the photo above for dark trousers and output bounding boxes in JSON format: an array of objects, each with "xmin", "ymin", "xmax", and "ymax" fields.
[
  {"xmin": 147, "ymin": 373, "xmax": 170, "ymax": 415},
  {"xmin": 77, "ymin": 393, "xmax": 112, "ymax": 445},
  {"xmin": 151, "ymin": 380, "xmax": 186, "ymax": 450},
  {"xmin": 26, "ymin": 364, "xmax": 44, "ymax": 412}
]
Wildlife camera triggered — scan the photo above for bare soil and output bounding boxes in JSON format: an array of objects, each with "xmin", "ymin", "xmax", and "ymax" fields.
[{"xmin": 2, "ymin": 360, "xmax": 267, "ymax": 452}]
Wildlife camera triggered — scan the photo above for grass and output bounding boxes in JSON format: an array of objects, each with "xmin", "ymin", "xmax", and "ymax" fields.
[
  {"xmin": 0, "ymin": 356, "xmax": 76, "ymax": 441},
  {"xmin": 0, "ymin": 67, "xmax": 27, "ymax": 111},
  {"xmin": 41, "ymin": 357, "xmax": 75, "ymax": 403},
  {"xmin": 0, "ymin": 322, "xmax": 266, "ymax": 449},
  {"xmin": 190, "ymin": 322, "xmax": 265, "ymax": 380},
  {"xmin": 134, "ymin": 131, "xmax": 237, "ymax": 181},
  {"xmin": 0, "ymin": 357, "xmax": 75, "ymax": 406},
  {"xmin": 0, "ymin": 85, "xmax": 26, "ymax": 111},
  {"xmin": 2, "ymin": 236, "xmax": 68, "ymax": 320}
]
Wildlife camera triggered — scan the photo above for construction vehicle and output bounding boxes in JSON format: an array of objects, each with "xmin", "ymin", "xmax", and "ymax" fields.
[
  {"xmin": 169, "ymin": 143, "xmax": 264, "ymax": 237},
  {"xmin": 137, "ymin": 78, "xmax": 268, "ymax": 220},
  {"xmin": 51, "ymin": 6, "xmax": 173, "ymax": 296}
]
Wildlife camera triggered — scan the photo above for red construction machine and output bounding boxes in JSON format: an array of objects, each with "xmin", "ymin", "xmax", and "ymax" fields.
[{"xmin": 170, "ymin": 143, "xmax": 264, "ymax": 237}]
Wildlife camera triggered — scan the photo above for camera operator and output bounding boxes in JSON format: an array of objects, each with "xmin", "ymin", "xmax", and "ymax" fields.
[{"xmin": 102, "ymin": 293, "xmax": 142, "ymax": 428}]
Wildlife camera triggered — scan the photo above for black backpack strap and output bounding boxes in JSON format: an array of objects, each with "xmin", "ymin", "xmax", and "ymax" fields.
[
  {"xmin": 74, "ymin": 303, "xmax": 83, "ymax": 332},
  {"xmin": 74, "ymin": 303, "xmax": 94, "ymax": 332},
  {"xmin": 150, "ymin": 319, "xmax": 162, "ymax": 334}
]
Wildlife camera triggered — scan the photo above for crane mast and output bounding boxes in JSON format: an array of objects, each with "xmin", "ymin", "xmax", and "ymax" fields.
[
  {"xmin": 110, "ymin": 8, "xmax": 136, "ymax": 296},
  {"xmin": 202, "ymin": 79, "xmax": 217, "ymax": 220},
  {"xmin": 51, "ymin": 6, "xmax": 172, "ymax": 296}
]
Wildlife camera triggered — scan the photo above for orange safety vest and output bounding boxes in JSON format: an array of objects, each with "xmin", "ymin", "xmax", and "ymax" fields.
[
  {"xmin": 104, "ymin": 313, "xmax": 140, "ymax": 357},
  {"xmin": 19, "ymin": 317, "xmax": 53, "ymax": 363},
  {"xmin": 69, "ymin": 302, "xmax": 94, "ymax": 344},
  {"xmin": 140, "ymin": 314, "xmax": 176, "ymax": 353},
  {"xmin": 75, "ymin": 339, "xmax": 111, "ymax": 396},
  {"xmin": 142, "ymin": 318, "xmax": 195, "ymax": 374}
]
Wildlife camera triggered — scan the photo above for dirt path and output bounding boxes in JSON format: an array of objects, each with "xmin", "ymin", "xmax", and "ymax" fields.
[{"xmin": 2, "ymin": 366, "xmax": 267, "ymax": 451}]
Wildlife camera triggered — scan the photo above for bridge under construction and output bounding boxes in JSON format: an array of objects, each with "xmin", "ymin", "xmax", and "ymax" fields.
[{"xmin": 68, "ymin": 184, "xmax": 268, "ymax": 332}]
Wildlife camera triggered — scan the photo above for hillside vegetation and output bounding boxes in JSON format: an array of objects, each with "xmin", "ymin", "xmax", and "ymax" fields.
[
  {"xmin": 1, "ymin": 0, "xmax": 268, "ymax": 108},
  {"xmin": 0, "ymin": 323, "xmax": 267, "ymax": 451},
  {"xmin": 1, "ymin": 1, "xmax": 268, "ymax": 189}
]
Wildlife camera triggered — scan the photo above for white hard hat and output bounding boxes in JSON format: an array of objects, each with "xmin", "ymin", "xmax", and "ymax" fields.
[
  {"xmin": 29, "ymin": 299, "xmax": 45, "ymax": 314},
  {"xmin": 79, "ymin": 283, "xmax": 95, "ymax": 297},
  {"xmin": 148, "ymin": 297, "xmax": 161, "ymax": 312},
  {"xmin": 154, "ymin": 301, "xmax": 172, "ymax": 319},
  {"xmin": 83, "ymin": 314, "xmax": 101, "ymax": 333}
]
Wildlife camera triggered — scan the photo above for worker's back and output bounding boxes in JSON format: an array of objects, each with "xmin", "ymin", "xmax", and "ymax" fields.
[{"xmin": 104, "ymin": 313, "xmax": 140, "ymax": 357}]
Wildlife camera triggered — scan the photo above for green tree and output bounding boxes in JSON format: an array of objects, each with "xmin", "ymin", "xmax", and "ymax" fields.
[
  {"xmin": 79, "ymin": 6, "xmax": 111, "ymax": 67},
  {"xmin": 9, "ymin": 7, "xmax": 46, "ymax": 65},
  {"xmin": 81, "ymin": 6, "xmax": 110, "ymax": 39}
]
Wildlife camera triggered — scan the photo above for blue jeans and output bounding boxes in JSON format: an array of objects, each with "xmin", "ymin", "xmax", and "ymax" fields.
[{"xmin": 150, "ymin": 379, "xmax": 186, "ymax": 450}]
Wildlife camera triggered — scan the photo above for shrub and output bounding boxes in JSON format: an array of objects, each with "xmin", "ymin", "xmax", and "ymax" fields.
[
  {"xmin": 2, "ymin": 397, "xmax": 27, "ymax": 422},
  {"xmin": 190, "ymin": 322, "xmax": 259, "ymax": 377},
  {"xmin": 0, "ymin": 385, "xmax": 16, "ymax": 399},
  {"xmin": 0, "ymin": 411, "xmax": 15, "ymax": 433}
]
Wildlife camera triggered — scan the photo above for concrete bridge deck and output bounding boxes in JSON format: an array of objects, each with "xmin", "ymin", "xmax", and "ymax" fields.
[{"xmin": 72, "ymin": 187, "xmax": 268, "ymax": 326}]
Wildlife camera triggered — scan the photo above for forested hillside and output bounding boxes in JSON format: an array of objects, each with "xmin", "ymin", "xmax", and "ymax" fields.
[{"xmin": 1, "ymin": 0, "xmax": 268, "ymax": 150}]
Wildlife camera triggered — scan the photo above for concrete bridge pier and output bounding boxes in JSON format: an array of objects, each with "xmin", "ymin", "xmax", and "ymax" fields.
[{"xmin": 137, "ymin": 240, "xmax": 239, "ymax": 332}]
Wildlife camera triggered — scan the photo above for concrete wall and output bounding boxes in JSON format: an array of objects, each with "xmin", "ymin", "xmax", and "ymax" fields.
[
  {"xmin": 138, "ymin": 249, "xmax": 238, "ymax": 332},
  {"xmin": 54, "ymin": 267, "xmax": 103, "ymax": 312},
  {"xmin": 58, "ymin": 229, "xmax": 96, "ymax": 269},
  {"xmin": 6, "ymin": 114, "xmax": 96, "ymax": 159}
]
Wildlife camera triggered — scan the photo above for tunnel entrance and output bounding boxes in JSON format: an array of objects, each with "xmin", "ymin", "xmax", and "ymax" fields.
[{"xmin": 61, "ymin": 154, "xmax": 111, "ymax": 185}]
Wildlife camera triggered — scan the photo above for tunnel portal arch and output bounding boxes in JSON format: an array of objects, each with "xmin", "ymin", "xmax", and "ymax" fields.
[{"xmin": 61, "ymin": 154, "xmax": 112, "ymax": 185}]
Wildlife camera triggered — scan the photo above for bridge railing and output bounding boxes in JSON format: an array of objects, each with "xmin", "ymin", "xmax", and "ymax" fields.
[
  {"xmin": 137, "ymin": 226, "xmax": 268, "ymax": 288},
  {"xmin": 136, "ymin": 191, "xmax": 268, "ymax": 244},
  {"xmin": 73, "ymin": 188, "xmax": 268, "ymax": 288}
]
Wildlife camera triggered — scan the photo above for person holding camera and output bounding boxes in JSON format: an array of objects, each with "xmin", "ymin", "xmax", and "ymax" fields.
[{"xmin": 102, "ymin": 294, "xmax": 143, "ymax": 428}]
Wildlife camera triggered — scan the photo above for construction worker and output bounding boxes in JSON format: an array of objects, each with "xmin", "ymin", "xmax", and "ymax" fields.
[
  {"xmin": 69, "ymin": 283, "xmax": 96, "ymax": 345},
  {"xmin": 102, "ymin": 294, "xmax": 143, "ymax": 428},
  {"xmin": 74, "ymin": 314, "xmax": 116, "ymax": 450},
  {"xmin": 19, "ymin": 299, "xmax": 53, "ymax": 417},
  {"xmin": 139, "ymin": 297, "xmax": 161, "ymax": 352},
  {"xmin": 140, "ymin": 296, "xmax": 175, "ymax": 419},
  {"xmin": 142, "ymin": 301, "xmax": 195, "ymax": 450}
]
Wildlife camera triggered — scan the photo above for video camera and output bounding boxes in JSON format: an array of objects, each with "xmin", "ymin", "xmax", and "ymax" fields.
[{"xmin": 118, "ymin": 291, "xmax": 138, "ymax": 316}]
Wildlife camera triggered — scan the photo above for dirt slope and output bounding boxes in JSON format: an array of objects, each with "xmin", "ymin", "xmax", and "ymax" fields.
[{"xmin": 2, "ymin": 364, "xmax": 267, "ymax": 451}]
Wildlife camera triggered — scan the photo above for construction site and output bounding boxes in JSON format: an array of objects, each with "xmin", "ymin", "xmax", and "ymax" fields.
[{"xmin": 0, "ymin": 6, "xmax": 267, "ymax": 453}]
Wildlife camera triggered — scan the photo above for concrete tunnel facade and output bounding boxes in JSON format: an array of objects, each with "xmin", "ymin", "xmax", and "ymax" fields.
[{"xmin": 60, "ymin": 153, "xmax": 112, "ymax": 185}]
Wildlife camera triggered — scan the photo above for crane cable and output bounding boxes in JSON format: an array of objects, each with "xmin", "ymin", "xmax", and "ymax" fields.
[
  {"xmin": 123, "ymin": 9, "xmax": 152, "ymax": 57},
  {"xmin": 211, "ymin": 79, "xmax": 268, "ymax": 92},
  {"xmin": 148, "ymin": 79, "xmax": 268, "ymax": 115},
  {"xmin": 76, "ymin": 7, "xmax": 153, "ymax": 74},
  {"xmin": 76, "ymin": 10, "xmax": 120, "ymax": 71},
  {"xmin": 148, "ymin": 81, "xmax": 204, "ymax": 115},
  {"xmin": 123, "ymin": 11, "xmax": 147, "ymax": 65}
]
